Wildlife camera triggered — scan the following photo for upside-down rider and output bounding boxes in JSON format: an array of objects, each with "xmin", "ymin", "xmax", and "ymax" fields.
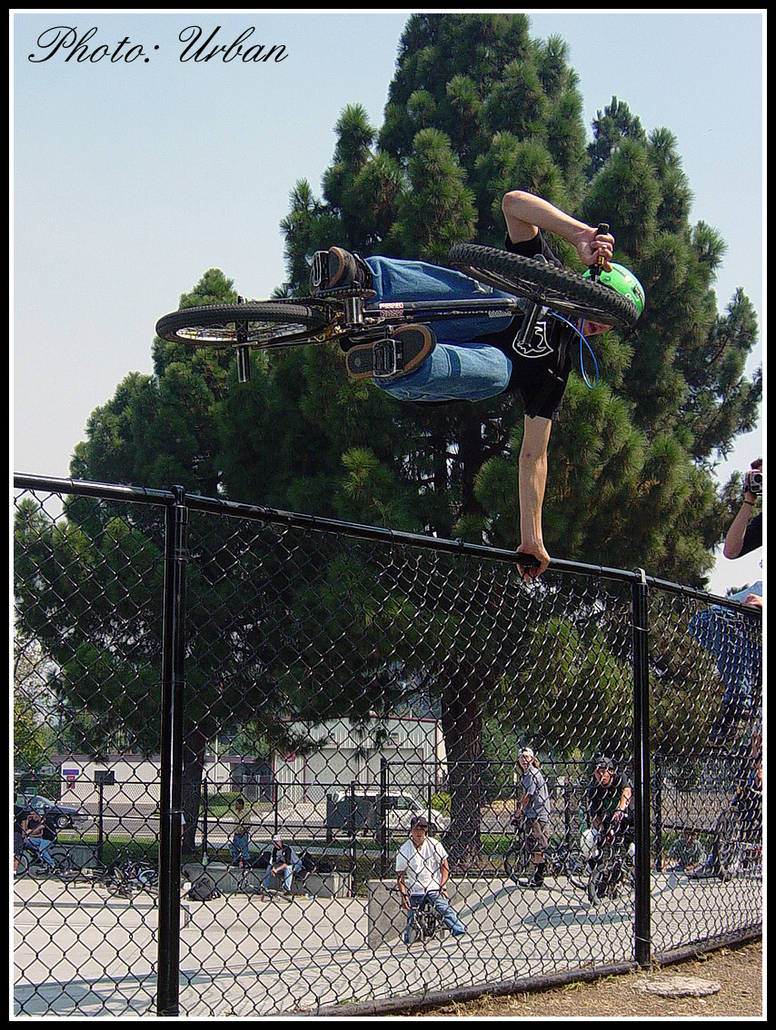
[{"xmin": 310, "ymin": 190, "xmax": 645, "ymax": 579}]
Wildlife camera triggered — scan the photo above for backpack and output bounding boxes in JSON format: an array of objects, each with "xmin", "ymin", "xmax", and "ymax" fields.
[{"xmin": 186, "ymin": 875, "xmax": 222, "ymax": 901}]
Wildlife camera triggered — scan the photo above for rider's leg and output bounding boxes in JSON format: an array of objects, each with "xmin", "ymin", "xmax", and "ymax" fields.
[
  {"xmin": 375, "ymin": 341, "xmax": 511, "ymax": 402},
  {"xmin": 429, "ymin": 892, "xmax": 466, "ymax": 936},
  {"xmin": 404, "ymin": 895, "xmax": 422, "ymax": 943},
  {"xmin": 28, "ymin": 837, "xmax": 56, "ymax": 867},
  {"xmin": 366, "ymin": 256, "xmax": 516, "ymax": 341},
  {"xmin": 282, "ymin": 866, "xmax": 293, "ymax": 892}
]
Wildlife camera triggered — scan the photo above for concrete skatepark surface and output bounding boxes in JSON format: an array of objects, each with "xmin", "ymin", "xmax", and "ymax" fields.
[{"xmin": 13, "ymin": 871, "xmax": 762, "ymax": 1017}]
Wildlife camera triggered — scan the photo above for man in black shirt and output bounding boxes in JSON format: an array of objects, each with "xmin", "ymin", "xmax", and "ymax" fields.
[
  {"xmin": 585, "ymin": 756, "xmax": 633, "ymax": 835},
  {"xmin": 311, "ymin": 191, "xmax": 644, "ymax": 578}
]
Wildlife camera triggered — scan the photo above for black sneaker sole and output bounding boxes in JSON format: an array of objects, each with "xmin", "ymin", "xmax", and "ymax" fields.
[{"xmin": 345, "ymin": 325, "xmax": 435, "ymax": 381}]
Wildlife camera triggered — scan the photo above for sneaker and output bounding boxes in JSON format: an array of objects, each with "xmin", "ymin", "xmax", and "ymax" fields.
[
  {"xmin": 345, "ymin": 324, "xmax": 436, "ymax": 381},
  {"xmin": 310, "ymin": 247, "xmax": 373, "ymax": 294}
]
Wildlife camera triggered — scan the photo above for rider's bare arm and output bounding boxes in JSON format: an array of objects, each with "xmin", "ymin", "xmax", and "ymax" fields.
[
  {"xmin": 439, "ymin": 858, "xmax": 450, "ymax": 895},
  {"xmin": 518, "ymin": 415, "xmax": 552, "ymax": 578},
  {"xmin": 396, "ymin": 870, "xmax": 409, "ymax": 908},
  {"xmin": 502, "ymin": 190, "xmax": 613, "ymax": 270}
]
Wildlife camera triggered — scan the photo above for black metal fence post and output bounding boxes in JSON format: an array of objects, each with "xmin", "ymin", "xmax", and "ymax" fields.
[
  {"xmin": 379, "ymin": 757, "xmax": 388, "ymax": 879},
  {"xmin": 157, "ymin": 486, "xmax": 189, "ymax": 1016},
  {"xmin": 202, "ymin": 774, "xmax": 209, "ymax": 860},
  {"xmin": 631, "ymin": 569, "xmax": 652, "ymax": 968},
  {"xmin": 653, "ymin": 756, "xmax": 663, "ymax": 872}
]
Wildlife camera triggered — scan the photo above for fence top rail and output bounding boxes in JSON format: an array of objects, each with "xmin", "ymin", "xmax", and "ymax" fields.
[
  {"xmin": 14, "ymin": 473, "xmax": 758, "ymax": 611},
  {"xmin": 184, "ymin": 490, "xmax": 643, "ymax": 584},
  {"xmin": 14, "ymin": 473, "xmax": 176, "ymax": 506}
]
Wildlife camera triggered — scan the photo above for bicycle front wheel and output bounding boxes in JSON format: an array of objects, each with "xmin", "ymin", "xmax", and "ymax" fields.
[
  {"xmin": 448, "ymin": 243, "xmax": 640, "ymax": 329},
  {"xmin": 155, "ymin": 301, "xmax": 335, "ymax": 351},
  {"xmin": 48, "ymin": 846, "xmax": 77, "ymax": 877},
  {"xmin": 564, "ymin": 850, "xmax": 590, "ymax": 891}
]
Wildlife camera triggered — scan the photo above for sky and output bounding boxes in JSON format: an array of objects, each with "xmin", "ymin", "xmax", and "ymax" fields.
[{"xmin": 11, "ymin": 10, "xmax": 764, "ymax": 597}]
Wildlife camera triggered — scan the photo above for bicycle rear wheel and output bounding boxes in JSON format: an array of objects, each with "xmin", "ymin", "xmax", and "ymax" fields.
[
  {"xmin": 155, "ymin": 301, "xmax": 335, "ymax": 351},
  {"xmin": 15, "ymin": 852, "xmax": 32, "ymax": 878},
  {"xmin": 448, "ymin": 243, "xmax": 640, "ymax": 329},
  {"xmin": 504, "ymin": 845, "xmax": 529, "ymax": 882}
]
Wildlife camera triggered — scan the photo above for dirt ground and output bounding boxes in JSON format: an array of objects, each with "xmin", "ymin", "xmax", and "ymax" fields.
[{"xmin": 413, "ymin": 940, "xmax": 763, "ymax": 1018}]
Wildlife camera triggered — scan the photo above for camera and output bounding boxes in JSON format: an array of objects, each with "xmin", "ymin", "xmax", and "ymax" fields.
[{"xmin": 744, "ymin": 469, "xmax": 763, "ymax": 497}]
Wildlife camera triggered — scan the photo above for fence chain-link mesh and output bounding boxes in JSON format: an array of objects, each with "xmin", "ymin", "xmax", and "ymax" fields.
[{"xmin": 13, "ymin": 480, "xmax": 762, "ymax": 1017}]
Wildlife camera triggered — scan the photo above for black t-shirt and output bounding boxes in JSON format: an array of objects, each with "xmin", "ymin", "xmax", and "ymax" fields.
[
  {"xmin": 472, "ymin": 230, "xmax": 576, "ymax": 419},
  {"xmin": 585, "ymin": 771, "xmax": 632, "ymax": 822},
  {"xmin": 738, "ymin": 512, "xmax": 762, "ymax": 557}
]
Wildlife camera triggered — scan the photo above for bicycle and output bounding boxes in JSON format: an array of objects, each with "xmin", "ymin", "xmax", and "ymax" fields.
[
  {"xmin": 15, "ymin": 841, "xmax": 77, "ymax": 879},
  {"xmin": 89, "ymin": 850, "xmax": 159, "ymax": 898},
  {"xmin": 155, "ymin": 239, "xmax": 640, "ymax": 388},
  {"xmin": 394, "ymin": 888, "xmax": 449, "ymax": 946},
  {"xmin": 705, "ymin": 785, "xmax": 762, "ymax": 882},
  {"xmin": 585, "ymin": 825, "xmax": 635, "ymax": 906},
  {"xmin": 503, "ymin": 825, "xmax": 588, "ymax": 891}
]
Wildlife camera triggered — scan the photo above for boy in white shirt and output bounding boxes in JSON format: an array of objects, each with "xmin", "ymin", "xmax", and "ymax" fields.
[{"xmin": 395, "ymin": 814, "xmax": 466, "ymax": 943}]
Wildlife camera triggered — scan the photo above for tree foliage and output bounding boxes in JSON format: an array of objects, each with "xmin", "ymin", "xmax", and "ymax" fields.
[{"xmin": 15, "ymin": 14, "xmax": 760, "ymax": 860}]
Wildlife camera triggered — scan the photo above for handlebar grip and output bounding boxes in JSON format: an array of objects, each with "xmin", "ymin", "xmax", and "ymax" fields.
[{"xmin": 591, "ymin": 222, "xmax": 610, "ymax": 275}]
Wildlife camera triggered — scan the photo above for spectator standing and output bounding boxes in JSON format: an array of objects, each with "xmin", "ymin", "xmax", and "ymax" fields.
[
  {"xmin": 230, "ymin": 796, "xmax": 251, "ymax": 867},
  {"xmin": 723, "ymin": 458, "xmax": 762, "ymax": 561},
  {"xmin": 513, "ymin": 747, "xmax": 551, "ymax": 887}
]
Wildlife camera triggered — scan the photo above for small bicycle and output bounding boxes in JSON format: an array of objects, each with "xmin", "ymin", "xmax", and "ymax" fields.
[
  {"xmin": 155, "ymin": 239, "xmax": 640, "ymax": 386},
  {"xmin": 89, "ymin": 851, "xmax": 159, "ymax": 898},
  {"xmin": 706, "ymin": 786, "xmax": 762, "ymax": 882},
  {"xmin": 395, "ymin": 889, "xmax": 449, "ymax": 946}
]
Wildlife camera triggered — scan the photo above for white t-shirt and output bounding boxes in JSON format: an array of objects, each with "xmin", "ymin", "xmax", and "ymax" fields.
[{"xmin": 395, "ymin": 836, "xmax": 448, "ymax": 894}]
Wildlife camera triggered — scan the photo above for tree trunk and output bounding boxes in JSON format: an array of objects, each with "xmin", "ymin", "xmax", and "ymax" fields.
[
  {"xmin": 181, "ymin": 722, "xmax": 208, "ymax": 853},
  {"xmin": 440, "ymin": 667, "xmax": 483, "ymax": 867}
]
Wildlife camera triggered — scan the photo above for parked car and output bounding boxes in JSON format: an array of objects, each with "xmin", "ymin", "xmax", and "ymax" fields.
[
  {"xmin": 326, "ymin": 790, "xmax": 450, "ymax": 832},
  {"xmin": 18, "ymin": 794, "xmax": 89, "ymax": 830}
]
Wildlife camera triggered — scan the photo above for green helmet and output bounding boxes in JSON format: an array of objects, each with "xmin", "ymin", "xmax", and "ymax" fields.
[{"xmin": 584, "ymin": 262, "xmax": 645, "ymax": 317}]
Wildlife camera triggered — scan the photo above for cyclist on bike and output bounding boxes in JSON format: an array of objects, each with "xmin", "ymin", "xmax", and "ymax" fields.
[
  {"xmin": 513, "ymin": 746, "xmax": 551, "ymax": 888},
  {"xmin": 688, "ymin": 747, "xmax": 762, "ymax": 880},
  {"xmin": 311, "ymin": 190, "xmax": 645, "ymax": 578},
  {"xmin": 396, "ymin": 814, "xmax": 466, "ymax": 943},
  {"xmin": 20, "ymin": 806, "xmax": 57, "ymax": 869}
]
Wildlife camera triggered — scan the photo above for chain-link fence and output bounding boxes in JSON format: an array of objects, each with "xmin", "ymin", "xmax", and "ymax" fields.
[{"xmin": 13, "ymin": 474, "xmax": 762, "ymax": 1017}]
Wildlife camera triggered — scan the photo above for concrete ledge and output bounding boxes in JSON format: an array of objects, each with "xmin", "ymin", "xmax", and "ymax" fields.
[{"xmin": 181, "ymin": 862, "xmax": 348, "ymax": 898}]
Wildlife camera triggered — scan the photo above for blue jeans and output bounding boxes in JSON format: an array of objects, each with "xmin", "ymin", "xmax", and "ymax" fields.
[
  {"xmin": 404, "ymin": 891, "xmax": 466, "ymax": 942},
  {"xmin": 26, "ymin": 837, "xmax": 56, "ymax": 867},
  {"xmin": 263, "ymin": 861, "xmax": 302, "ymax": 892},
  {"xmin": 365, "ymin": 257, "xmax": 514, "ymax": 402},
  {"xmin": 230, "ymin": 834, "xmax": 250, "ymax": 864}
]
